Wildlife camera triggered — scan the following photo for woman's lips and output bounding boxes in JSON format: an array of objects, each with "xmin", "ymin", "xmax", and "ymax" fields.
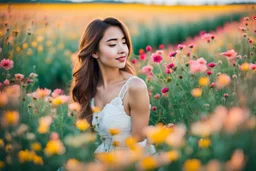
[{"xmin": 116, "ymin": 56, "xmax": 126, "ymax": 62}]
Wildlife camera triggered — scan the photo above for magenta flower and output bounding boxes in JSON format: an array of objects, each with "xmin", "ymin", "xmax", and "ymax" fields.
[
  {"xmin": 151, "ymin": 53, "xmax": 163, "ymax": 63},
  {"xmin": 206, "ymin": 71, "xmax": 212, "ymax": 75},
  {"xmin": 139, "ymin": 54, "xmax": 146, "ymax": 60},
  {"xmin": 146, "ymin": 45, "xmax": 152, "ymax": 51},
  {"xmin": 177, "ymin": 44, "xmax": 185, "ymax": 50},
  {"xmin": 0, "ymin": 58, "xmax": 14, "ymax": 70},
  {"xmin": 161, "ymin": 87, "xmax": 169, "ymax": 94},
  {"xmin": 169, "ymin": 51, "xmax": 177, "ymax": 57},
  {"xmin": 207, "ymin": 62, "xmax": 216, "ymax": 68},
  {"xmin": 166, "ymin": 63, "xmax": 176, "ymax": 69},
  {"xmin": 250, "ymin": 63, "xmax": 256, "ymax": 70},
  {"xmin": 152, "ymin": 106, "xmax": 157, "ymax": 111}
]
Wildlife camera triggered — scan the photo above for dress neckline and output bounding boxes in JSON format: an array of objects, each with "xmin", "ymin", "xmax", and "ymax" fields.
[{"xmin": 91, "ymin": 76, "xmax": 136, "ymax": 111}]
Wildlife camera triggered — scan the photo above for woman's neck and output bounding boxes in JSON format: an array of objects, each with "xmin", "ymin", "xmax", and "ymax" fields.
[{"xmin": 99, "ymin": 67, "xmax": 123, "ymax": 90}]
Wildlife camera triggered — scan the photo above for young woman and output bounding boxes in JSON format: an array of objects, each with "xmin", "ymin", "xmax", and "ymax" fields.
[{"xmin": 70, "ymin": 17, "xmax": 155, "ymax": 154}]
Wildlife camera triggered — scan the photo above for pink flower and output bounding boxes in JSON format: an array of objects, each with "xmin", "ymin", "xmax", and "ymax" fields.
[
  {"xmin": 68, "ymin": 102, "xmax": 81, "ymax": 112},
  {"xmin": 131, "ymin": 59, "xmax": 137, "ymax": 64},
  {"xmin": 197, "ymin": 57, "xmax": 207, "ymax": 65},
  {"xmin": 207, "ymin": 62, "xmax": 216, "ymax": 68},
  {"xmin": 52, "ymin": 88, "xmax": 64, "ymax": 98},
  {"xmin": 151, "ymin": 53, "xmax": 163, "ymax": 63},
  {"xmin": 14, "ymin": 74, "xmax": 24, "ymax": 80},
  {"xmin": 161, "ymin": 87, "xmax": 169, "ymax": 94},
  {"xmin": 250, "ymin": 63, "xmax": 256, "ymax": 70},
  {"xmin": 177, "ymin": 44, "xmax": 185, "ymax": 50},
  {"xmin": 146, "ymin": 45, "xmax": 152, "ymax": 51},
  {"xmin": 166, "ymin": 63, "xmax": 176, "ymax": 69},
  {"xmin": 34, "ymin": 88, "xmax": 52, "ymax": 99},
  {"xmin": 201, "ymin": 33, "xmax": 213, "ymax": 42},
  {"xmin": 189, "ymin": 60, "xmax": 207, "ymax": 74},
  {"xmin": 188, "ymin": 44, "xmax": 195, "ymax": 48},
  {"xmin": 142, "ymin": 65, "xmax": 153, "ymax": 75},
  {"xmin": 159, "ymin": 44, "xmax": 165, "ymax": 49},
  {"xmin": 154, "ymin": 94, "xmax": 160, "ymax": 99},
  {"xmin": 156, "ymin": 50, "xmax": 164, "ymax": 55},
  {"xmin": 224, "ymin": 93, "xmax": 229, "ymax": 98},
  {"xmin": 0, "ymin": 58, "xmax": 14, "ymax": 70},
  {"xmin": 220, "ymin": 49, "xmax": 237, "ymax": 59},
  {"xmin": 3, "ymin": 79, "xmax": 9, "ymax": 86},
  {"xmin": 139, "ymin": 53, "xmax": 146, "ymax": 60},
  {"xmin": 169, "ymin": 51, "xmax": 177, "ymax": 57},
  {"xmin": 0, "ymin": 82, "xmax": 2, "ymax": 88}
]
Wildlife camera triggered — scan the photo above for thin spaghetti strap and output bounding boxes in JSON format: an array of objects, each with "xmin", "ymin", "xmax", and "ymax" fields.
[{"xmin": 118, "ymin": 76, "xmax": 137, "ymax": 99}]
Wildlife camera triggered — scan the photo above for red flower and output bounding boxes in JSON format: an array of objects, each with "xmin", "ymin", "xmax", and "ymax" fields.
[
  {"xmin": 206, "ymin": 71, "xmax": 212, "ymax": 75},
  {"xmin": 207, "ymin": 62, "xmax": 216, "ymax": 68},
  {"xmin": 159, "ymin": 44, "xmax": 165, "ymax": 49},
  {"xmin": 154, "ymin": 94, "xmax": 160, "ymax": 99},
  {"xmin": 152, "ymin": 106, "xmax": 157, "ymax": 111},
  {"xmin": 161, "ymin": 87, "xmax": 169, "ymax": 93},
  {"xmin": 224, "ymin": 93, "xmax": 229, "ymax": 98},
  {"xmin": 139, "ymin": 49, "xmax": 144, "ymax": 55},
  {"xmin": 139, "ymin": 54, "xmax": 146, "ymax": 60},
  {"xmin": 0, "ymin": 58, "xmax": 14, "ymax": 70},
  {"xmin": 146, "ymin": 45, "xmax": 152, "ymax": 51},
  {"xmin": 131, "ymin": 59, "xmax": 137, "ymax": 64},
  {"xmin": 151, "ymin": 53, "xmax": 163, "ymax": 63}
]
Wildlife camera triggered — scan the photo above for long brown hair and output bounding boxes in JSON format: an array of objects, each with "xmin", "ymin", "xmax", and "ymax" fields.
[{"xmin": 70, "ymin": 17, "xmax": 136, "ymax": 124}]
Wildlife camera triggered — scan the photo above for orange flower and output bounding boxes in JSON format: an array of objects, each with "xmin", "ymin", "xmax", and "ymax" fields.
[
  {"xmin": 108, "ymin": 128, "xmax": 120, "ymax": 136},
  {"xmin": 191, "ymin": 88, "xmax": 202, "ymax": 97}
]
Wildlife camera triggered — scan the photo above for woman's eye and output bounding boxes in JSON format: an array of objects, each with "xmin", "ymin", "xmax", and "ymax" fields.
[{"xmin": 109, "ymin": 44, "xmax": 116, "ymax": 47}]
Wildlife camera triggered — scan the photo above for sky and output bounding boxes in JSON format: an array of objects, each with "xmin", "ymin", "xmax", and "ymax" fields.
[{"xmin": 72, "ymin": 0, "xmax": 256, "ymax": 5}]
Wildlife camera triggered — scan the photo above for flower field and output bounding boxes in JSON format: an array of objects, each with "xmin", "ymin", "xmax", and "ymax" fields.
[{"xmin": 0, "ymin": 3, "xmax": 256, "ymax": 171}]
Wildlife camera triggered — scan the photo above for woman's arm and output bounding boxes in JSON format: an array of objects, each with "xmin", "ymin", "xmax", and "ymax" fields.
[{"xmin": 128, "ymin": 77, "xmax": 150, "ymax": 142}]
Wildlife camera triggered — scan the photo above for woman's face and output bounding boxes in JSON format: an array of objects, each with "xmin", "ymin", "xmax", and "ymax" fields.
[{"xmin": 93, "ymin": 26, "xmax": 129, "ymax": 69}]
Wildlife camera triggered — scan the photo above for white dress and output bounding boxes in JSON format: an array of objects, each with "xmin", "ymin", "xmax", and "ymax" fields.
[{"xmin": 90, "ymin": 76, "xmax": 156, "ymax": 154}]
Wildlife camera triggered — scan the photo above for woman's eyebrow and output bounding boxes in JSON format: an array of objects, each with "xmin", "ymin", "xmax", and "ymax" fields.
[{"xmin": 106, "ymin": 36, "xmax": 125, "ymax": 42}]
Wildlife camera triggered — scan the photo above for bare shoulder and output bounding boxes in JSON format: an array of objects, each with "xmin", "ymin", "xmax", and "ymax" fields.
[{"xmin": 128, "ymin": 76, "xmax": 148, "ymax": 94}]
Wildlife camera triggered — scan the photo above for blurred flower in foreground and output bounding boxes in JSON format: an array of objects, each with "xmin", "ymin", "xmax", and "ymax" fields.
[
  {"xmin": 51, "ymin": 95, "xmax": 69, "ymax": 108},
  {"xmin": 37, "ymin": 116, "xmax": 53, "ymax": 134},
  {"xmin": 215, "ymin": 74, "xmax": 231, "ymax": 89},
  {"xmin": 183, "ymin": 159, "xmax": 202, "ymax": 171},
  {"xmin": 144, "ymin": 123, "xmax": 172, "ymax": 144},
  {"xmin": 44, "ymin": 139, "xmax": 66, "ymax": 156},
  {"xmin": 191, "ymin": 88, "xmax": 202, "ymax": 97},
  {"xmin": 76, "ymin": 119, "xmax": 90, "ymax": 131},
  {"xmin": 0, "ymin": 58, "xmax": 14, "ymax": 70},
  {"xmin": 1, "ymin": 111, "xmax": 20, "ymax": 127}
]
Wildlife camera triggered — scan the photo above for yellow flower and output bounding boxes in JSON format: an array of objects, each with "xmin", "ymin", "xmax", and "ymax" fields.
[
  {"xmin": 139, "ymin": 156, "xmax": 157, "ymax": 170},
  {"xmin": 112, "ymin": 141, "xmax": 120, "ymax": 147},
  {"xmin": 240, "ymin": 62, "xmax": 250, "ymax": 71},
  {"xmin": 5, "ymin": 144, "xmax": 12, "ymax": 153},
  {"xmin": 51, "ymin": 95, "xmax": 69, "ymax": 108},
  {"xmin": 44, "ymin": 140, "xmax": 66, "ymax": 156},
  {"xmin": 16, "ymin": 46, "xmax": 21, "ymax": 52},
  {"xmin": 31, "ymin": 142, "xmax": 41, "ymax": 151},
  {"xmin": 92, "ymin": 106, "xmax": 101, "ymax": 113},
  {"xmin": 125, "ymin": 136, "xmax": 137, "ymax": 148},
  {"xmin": 37, "ymin": 116, "xmax": 52, "ymax": 134},
  {"xmin": 3, "ymin": 111, "xmax": 20, "ymax": 126},
  {"xmin": 191, "ymin": 88, "xmax": 202, "ymax": 97},
  {"xmin": 183, "ymin": 159, "xmax": 202, "ymax": 171},
  {"xmin": 31, "ymin": 41, "xmax": 37, "ymax": 47},
  {"xmin": 95, "ymin": 152, "xmax": 116, "ymax": 165},
  {"xmin": 167, "ymin": 150, "xmax": 180, "ymax": 162},
  {"xmin": 215, "ymin": 74, "xmax": 231, "ymax": 89},
  {"xmin": 198, "ymin": 76, "xmax": 209, "ymax": 87},
  {"xmin": 18, "ymin": 150, "xmax": 36, "ymax": 163},
  {"xmin": 33, "ymin": 155, "xmax": 43, "ymax": 165},
  {"xmin": 0, "ymin": 139, "xmax": 4, "ymax": 148},
  {"xmin": 66, "ymin": 158, "xmax": 80, "ymax": 170},
  {"xmin": 37, "ymin": 45, "xmax": 43, "ymax": 52},
  {"xmin": 198, "ymin": 138, "xmax": 211, "ymax": 148},
  {"xmin": 145, "ymin": 124, "xmax": 172, "ymax": 144},
  {"xmin": 0, "ymin": 161, "xmax": 5, "ymax": 169},
  {"xmin": 36, "ymin": 36, "xmax": 44, "ymax": 42},
  {"xmin": 22, "ymin": 43, "xmax": 28, "ymax": 49},
  {"xmin": 76, "ymin": 119, "xmax": 90, "ymax": 131},
  {"xmin": 108, "ymin": 128, "xmax": 120, "ymax": 136}
]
